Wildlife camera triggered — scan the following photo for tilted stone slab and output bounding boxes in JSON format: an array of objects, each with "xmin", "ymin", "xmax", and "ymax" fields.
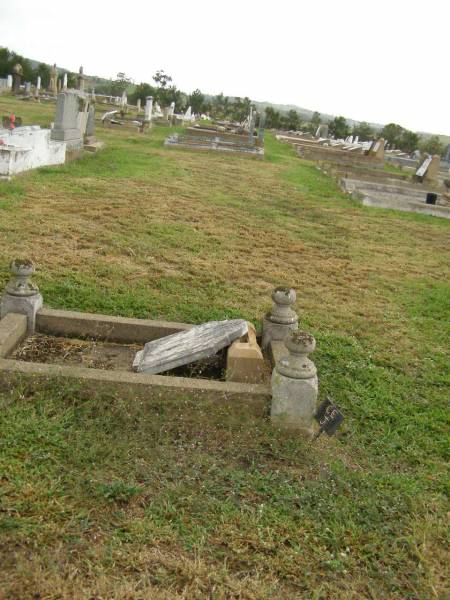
[{"xmin": 133, "ymin": 319, "xmax": 248, "ymax": 375}]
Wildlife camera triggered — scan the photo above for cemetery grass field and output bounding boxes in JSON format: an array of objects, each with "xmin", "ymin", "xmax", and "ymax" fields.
[{"xmin": 0, "ymin": 96, "xmax": 449, "ymax": 599}]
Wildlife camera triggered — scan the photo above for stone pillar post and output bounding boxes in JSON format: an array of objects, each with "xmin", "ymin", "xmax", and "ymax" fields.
[
  {"xmin": 144, "ymin": 96, "xmax": 153, "ymax": 121},
  {"xmin": 271, "ymin": 331, "xmax": 318, "ymax": 433},
  {"xmin": 136, "ymin": 98, "xmax": 141, "ymax": 112},
  {"xmin": 258, "ymin": 113, "xmax": 265, "ymax": 144},
  {"xmin": 7, "ymin": 74, "xmax": 12, "ymax": 89},
  {"xmin": 49, "ymin": 64, "xmax": 58, "ymax": 95},
  {"xmin": 1, "ymin": 260, "xmax": 43, "ymax": 334},
  {"xmin": 63, "ymin": 72, "xmax": 68, "ymax": 91},
  {"xmin": 262, "ymin": 287, "xmax": 298, "ymax": 349}
]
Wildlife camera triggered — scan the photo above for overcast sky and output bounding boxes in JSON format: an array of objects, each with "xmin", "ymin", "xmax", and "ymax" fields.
[{"xmin": 1, "ymin": 0, "xmax": 448, "ymax": 134}]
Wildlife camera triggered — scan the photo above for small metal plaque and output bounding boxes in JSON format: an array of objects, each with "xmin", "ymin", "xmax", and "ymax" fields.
[{"xmin": 314, "ymin": 397, "xmax": 344, "ymax": 436}]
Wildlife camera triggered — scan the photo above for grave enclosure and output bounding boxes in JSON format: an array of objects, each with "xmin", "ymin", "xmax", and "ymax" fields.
[
  {"xmin": 0, "ymin": 262, "xmax": 321, "ymax": 434},
  {"xmin": 277, "ymin": 129, "xmax": 450, "ymax": 219}
]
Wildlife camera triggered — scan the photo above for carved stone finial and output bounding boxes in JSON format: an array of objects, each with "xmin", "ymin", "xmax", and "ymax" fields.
[
  {"xmin": 275, "ymin": 331, "xmax": 316, "ymax": 379},
  {"xmin": 5, "ymin": 259, "xmax": 40, "ymax": 297},
  {"xmin": 262, "ymin": 286, "xmax": 298, "ymax": 348}
]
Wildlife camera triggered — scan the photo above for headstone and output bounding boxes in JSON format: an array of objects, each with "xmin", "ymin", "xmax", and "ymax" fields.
[
  {"xmin": 144, "ymin": 96, "xmax": 153, "ymax": 121},
  {"xmin": 169, "ymin": 101, "xmax": 175, "ymax": 116},
  {"xmin": 63, "ymin": 72, "xmax": 68, "ymax": 91},
  {"xmin": 121, "ymin": 90, "xmax": 127, "ymax": 108},
  {"xmin": 184, "ymin": 106, "xmax": 192, "ymax": 120},
  {"xmin": 50, "ymin": 91, "xmax": 83, "ymax": 150},
  {"xmin": 367, "ymin": 137, "xmax": 385, "ymax": 161},
  {"xmin": 136, "ymin": 98, "xmax": 141, "ymax": 112},
  {"xmin": 85, "ymin": 104, "xmax": 95, "ymax": 138},
  {"xmin": 423, "ymin": 155, "xmax": 441, "ymax": 183},
  {"xmin": 49, "ymin": 64, "xmax": 58, "ymax": 95},
  {"xmin": 415, "ymin": 155, "xmax": 432, "ymax": 178},
  {"xmin": 262, "ymin": 287, "xmax": 298, "ymax": 348},
  {"xmin": 57, "ymin": 78, "xmax": 62, "ymax": 92},
  {"xmin": 24, "ymin": 82, "xmax": 31, "ymax": 95},
  {"xmin": 6, "ymin": 74, "xmax": 12, "ymax": 89},
  {"xmin": 1, "ymin": 260, "xmax": 43, "ymax": 334},
  {"xmin": 12, "ymin": 63, "xmax": 23, "ymax": 94},
  {"xmin": 133, "ymin": 319, "xmax": 248, "ymax": 374},
  {"xmin": 36, "ymin": 76, "xmax": 41, "ymax": 91},
  {"xmin": 271, "ymin": 331, "xmax": 318, "ymax": 433}
]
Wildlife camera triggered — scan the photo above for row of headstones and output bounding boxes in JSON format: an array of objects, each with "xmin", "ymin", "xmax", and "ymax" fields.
[
  {"xmin": 5, "ymin": 63, "xmax": 87, "ymax": 96},
  {"xmin": 0, "ymin": 261, "xmax": 319, "ymax": 434}
]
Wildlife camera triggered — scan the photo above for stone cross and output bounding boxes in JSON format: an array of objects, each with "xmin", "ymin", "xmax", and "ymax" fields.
[
  {"xmin": 262, "ymin": 287, "xmax": 299, "ymax": 348},
  {"xmin": 0, "ymin": 260, "xmax": 43, "ymax": 334},
  {"xmin": 271, "ymin": 331, "xmax": 318, "ymax": 433}
]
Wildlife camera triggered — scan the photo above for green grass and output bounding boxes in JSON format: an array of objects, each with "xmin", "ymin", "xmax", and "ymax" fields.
[{"xmin": 0, "ymin": 94, "xmax": 449, "ymax": 599}]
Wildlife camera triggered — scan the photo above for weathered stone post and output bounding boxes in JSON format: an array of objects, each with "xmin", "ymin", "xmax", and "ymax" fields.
[
  {"xmin": 258, "ymin": 113, "xmax": 265, "ymax": 145},
  {"xmin": 262, "ymin": 287, "xmax": 298, "ymax": 349},
  {"xmin": 63, "ymin": 72, "xmax": 68, "ymax": 91},
  {"xmin": 271, "ymin": 331, "xmax": 318, "ymax": 433},
  {"xmin": 144, "ymin": 96, "xmax": 153, "ymax": 121},
  {"xmin": 12, "ymin": 63, "xmax": 23, "ymax": 94},
  {"xmin": 76, "ymin": 66, "xmax": 86, "ymax": 92},
  {"xmin": 1, "ymin": 260, "xmax": 43, "ymax": 334},
  {"xmin": 35, "ymin": 75, "xmax": 41, "ymax": 98},
  {"xmin": 7, "ymin": 74, "xmax": 13, "ymax": 89},
  {"xmin": 136, "ymin": 98, "xmax": 141, "ymax": 112},
  {"xmin": 49, "ymin": 63, "xmax": 58, "ymax": 95}
]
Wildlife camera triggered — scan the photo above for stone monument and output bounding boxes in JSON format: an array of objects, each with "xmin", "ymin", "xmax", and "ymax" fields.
[
  {"xmin": 144, "ymin": 96, "xmax": 153, "ymax": 121},
  {"xmin": 49, "ymin": 63, "xmax": 58, "ymax": 95},
  {"xmin": 76, "ymin": 66, "xmax": 86, "ymax": 92},
  {"xmin": 12, "ymin": 63, "xmax": 23, "ymax": 94},
  {"xmin": 271, "ymin": 330, "xmax": 318, "ymax": 433},
  {"xmin": 50, "ymin": 91, "xmax": 83, "ymax": 150}
]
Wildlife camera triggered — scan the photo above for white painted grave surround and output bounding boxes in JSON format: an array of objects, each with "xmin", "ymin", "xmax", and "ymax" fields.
[{"xmin": 0, "ymin": 126, "xmax": 66, "ymax": 177}]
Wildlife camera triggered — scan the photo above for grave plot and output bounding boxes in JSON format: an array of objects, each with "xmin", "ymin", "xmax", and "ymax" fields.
[
  {"xmin": 165, "ymin": 109, "xmax": 265, "ymax": 157},
  {"xmin": 0, "ymin": 261, "xmax": 324, "ymax": 434}
]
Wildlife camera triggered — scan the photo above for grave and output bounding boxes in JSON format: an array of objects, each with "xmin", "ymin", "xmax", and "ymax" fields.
[{"xmin": 0, "ymin": 263, "xmax": 320, "ymax": 432}]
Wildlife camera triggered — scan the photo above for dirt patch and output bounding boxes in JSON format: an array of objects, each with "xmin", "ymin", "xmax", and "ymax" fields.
[{"xmin": 11, "ymin": 334, "xmax": 228, "ymax": 380}]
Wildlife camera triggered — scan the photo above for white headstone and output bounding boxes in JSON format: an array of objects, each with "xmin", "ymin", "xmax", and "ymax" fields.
[
  {"xmin": 36, "ymin": 76, "xmax": 41, "ymax": 90},
  {"xmin": 7, "ymin": 74, "xmax": 12, "ymax": 89},
  {"xmin": 63, "ymin": 73, "xmax": 68, "ymax": 91}
]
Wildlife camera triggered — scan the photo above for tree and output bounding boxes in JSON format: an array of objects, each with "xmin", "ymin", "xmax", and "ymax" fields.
[
  {"xmin": 129, "ymin": 82, "xmax": 157, "ymax": 105},
  {"xmin": 153, "ymin": 70, "xmax": 172, "ymax": 89},
  {"xmin": 420, "ymin": 135, "xmax": 445, "ymax": 157},
  {"xmin": 399, "ymin": 130, "xmax": 420, "ymax": 154},
  {"xmin": 212, "ymin": 93, "xmax": 231, "ymax": 119},
  {"xmin": 311, "ymin": 111, "xmax": 321, "ymax": 129},
  {"xmin": 188, "ymin": 89, "xmax": 205, "ymax": 114},
  {"xmin": 352, "ymin": 121, "xmax": 375, "ymax": 141},
  {"xmin": 265, "ymin": 106, "xmax": 281, "ymax": 129},
  {"xmin": 34, "ymin": 62, "xmax": 51, "ymax": 88},
  {"xmin": 381, "ymin": 123, "xmax": 404, "ymax": 148},
  {"xmin": 286, "ymin": 109, "xmax": 300, "ymax": 131},
  {"xmin": 328, "ymin": 116, "xmax": 350, "ymax": 139}
]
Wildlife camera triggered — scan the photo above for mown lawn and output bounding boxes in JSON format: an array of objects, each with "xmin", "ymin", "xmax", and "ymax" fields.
[{"xmin": 0, "ymin": 94, "xmax": 448, "ymax": 599}]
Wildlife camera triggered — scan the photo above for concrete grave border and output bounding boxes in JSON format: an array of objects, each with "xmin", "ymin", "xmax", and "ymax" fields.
[{"xmin": 0, "ymin": 307, "xmax": 271, "ymax": 404}]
